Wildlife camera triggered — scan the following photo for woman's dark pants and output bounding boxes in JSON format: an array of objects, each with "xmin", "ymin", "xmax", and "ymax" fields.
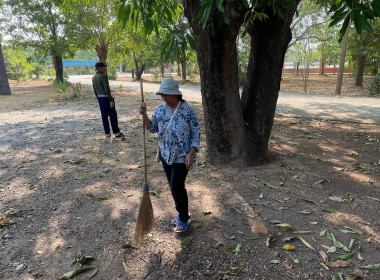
[
  {"xmin": 160, "ymin": 157, "xmax": 190, "ymax": 223},
  {"xmin": 98, "ymin": 97, "xmax": 120, "ymax": 135}
]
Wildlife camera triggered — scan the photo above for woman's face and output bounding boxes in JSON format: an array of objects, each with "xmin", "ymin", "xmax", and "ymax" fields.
[{"xmin": 161, "ymin": 94, "xmax": 179, "ymax": 107}]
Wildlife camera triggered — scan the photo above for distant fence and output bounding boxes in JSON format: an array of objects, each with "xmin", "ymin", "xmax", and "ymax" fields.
[{"xmin": 282, "ymin": 63, "xmax": 352, "ymax": 75}]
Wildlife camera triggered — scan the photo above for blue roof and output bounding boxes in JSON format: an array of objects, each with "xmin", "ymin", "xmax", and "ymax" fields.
[{"xmin": 63, "ymin": 60, "xmax": 97, "ymax": 67}]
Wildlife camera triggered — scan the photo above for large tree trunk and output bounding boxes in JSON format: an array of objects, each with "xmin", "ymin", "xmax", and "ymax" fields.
[
  {"xmin": 184, "ymin": 1, "xmax": 246, "ymax": 165},
  {"xmin": 0, "ymin": 42, "xmax": 11, "ymax": 95},
  {"xmin": 183, "ymin": 0, "xmax": 299, "ymax": 166},
  {"xmin": 181, "ymin": 51, "xmax": 187, "ymax": 81},
  {"xmin": 241, "ymin": 1, "xmax": 299, "ymax": 165},
  {"xmin": 355, "ymin": 55, "xmax": 366, "ymax": 86},
  {"xmin": 51, "ymin": 51, "xmax": 64, "ymax": 83},
  {"xmin": 335, "ymin": 27, "xmax": 350, "ymax": 95},
  {"xmin": 95, "ymin": 44, "xmax": 108, "ymax": 63}
]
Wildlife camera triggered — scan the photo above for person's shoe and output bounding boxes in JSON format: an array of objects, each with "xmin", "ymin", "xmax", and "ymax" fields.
[
  {"xmin": 114, "ymin": 133, "xmax": 125, "ymax": 140},
  {"xmin": 174, "ymin": 219, "xmax": 191, "ymax": 233}
]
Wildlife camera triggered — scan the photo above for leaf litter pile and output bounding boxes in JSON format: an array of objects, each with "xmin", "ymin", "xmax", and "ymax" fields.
[{"xmin": 0, "ymin": 81, "xmax": 379, "ymax": 279}]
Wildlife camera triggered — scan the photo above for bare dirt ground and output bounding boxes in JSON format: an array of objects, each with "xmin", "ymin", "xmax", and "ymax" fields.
[{"xmin": 0, "ymin": 80, "xmax": 379, "ymax": 280}]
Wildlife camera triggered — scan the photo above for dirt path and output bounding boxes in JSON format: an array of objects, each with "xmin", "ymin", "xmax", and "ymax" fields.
[{"xmin": 0, "ymin": 82, "xmax": 379, "ymax": 280}]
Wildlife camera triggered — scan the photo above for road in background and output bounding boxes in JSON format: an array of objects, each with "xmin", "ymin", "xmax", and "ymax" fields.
[{"xmin": 69, "ymin": 74, "xmax": 380, "ymax": 124}]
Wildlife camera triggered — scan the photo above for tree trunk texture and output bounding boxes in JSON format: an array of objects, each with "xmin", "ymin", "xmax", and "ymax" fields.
[
  {"xmin": 335, "ymin": 27, "xmax": 350, "ymax": 95},
  {"xmin": 131, "ymin": 69, "xmax": 135, "ymax": 79},
  {"xmin": 183, "ymin": 1, "xmax": 246, "ymax": 165},
  {"xmin": 181, "ymin": 52, "xmax": 187, "ymax": 81},
  {"xmin": 296, "ymin": 61, "xmax": 300, "ymax": 75},
  {"xmin": 183, "ymin": 0, "xmax": 299, "ymax": 166},
  {"xmin": 161, "ymin": 64, "xmax": 165, "ymax": 78},
  {"xmin": 95, "ymin": 44, "xmax": 108, "ymax": 63},
  {"xmin": 320, "ymin": 60, "xmax": 325, "ymax": 75},
  {"xmin": 133, "ymin": 54, "xmax": 145, "ymax": 81},
  {"xmin": 51, "ymin": 51, "xmax": 64, "ymax": 83},
  {"xmin": 0, "ymin": 42, "xmax": 11, "ymax": 95},
  {"xmin": 177, "ymin": 62, "xmax": 181, "ymax": 76},
  {"xmin": 355, "ymin": 55, "xmax": 365, "ymax": 86},
  {"xmin": 241, "ymin": 1, "xmax": 299, "ymax": 165}
]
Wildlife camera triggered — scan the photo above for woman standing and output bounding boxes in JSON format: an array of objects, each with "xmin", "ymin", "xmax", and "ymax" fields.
[{"xmin": 139, "ymin": 79, "xmax": 200, "ymax": 233}]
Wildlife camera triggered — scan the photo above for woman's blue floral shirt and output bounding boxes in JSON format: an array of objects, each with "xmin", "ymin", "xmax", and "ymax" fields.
[{"xmin": 148, "ymin": 101, "xmax": 200, "ymax": 165}]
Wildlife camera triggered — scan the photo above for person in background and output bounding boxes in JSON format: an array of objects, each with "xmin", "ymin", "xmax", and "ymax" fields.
[
  {"xmin": 139, "ymin": 78, "xmax": 200, "ymax": 233},
  {"xmin": 92, "ymin": 61, "xmax": 125, "ymax": 139}
]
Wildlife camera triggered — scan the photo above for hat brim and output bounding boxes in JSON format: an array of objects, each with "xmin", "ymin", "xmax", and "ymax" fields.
[{"xmin": 156, "ymin": 89, "xmax": 182, "ymax": 95}]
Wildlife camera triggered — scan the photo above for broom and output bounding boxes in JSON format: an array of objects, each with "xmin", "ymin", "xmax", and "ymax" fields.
[{"xmin": 134, "ymin": 79, "xmax": 154, "ymax": 243}]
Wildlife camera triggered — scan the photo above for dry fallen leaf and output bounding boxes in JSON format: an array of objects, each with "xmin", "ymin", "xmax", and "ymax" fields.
[
  {"xmin": 298, "ymin": 210, "xmax": 311, "ymax": 215},
  {"xmin": 283, "ymin": 244, "xmax": 296, "ymax": 251},
  {"xmin": 293, "ymin": 231, "xmax": 312, "ymax": 234},
  {"xmin": 282, "ymin": 236, "xmax": 297, "ymax": 242},
  {"xmin": 319, "ymin": 250, "xmax": 329, "ymax": 264},
  {"xmin": 266, "ymin": 234, "xmax": 275, "ymax": 248},
  {"xmin": 328, "ymin": 260, "xmax": 351, "ymax": 268},
  {"xmin": 276, "ymin": 223, "xmax": 292, "ymax": 231},
  {"xmin": 252, "ymin": 219, "xmax": 268, "ymax": 235},
  {"xmin": 283, "ymin": 261, "xmax": 293, "ymax": 269}
]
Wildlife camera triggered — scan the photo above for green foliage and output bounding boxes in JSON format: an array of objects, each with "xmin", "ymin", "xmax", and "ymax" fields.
[
  {"xmin": 5, "ymin": 0, "xmax": 77, "ymax": 83},
  {"xmin": 152, "ymin": 71, "xmax": 159, "ymax": 83},
  {"xmin": 53, "ymin": 80, "xmax": 69, "ymax": 93},
  {"xmin": 118, "ymin": 0, "xmax": 195, "ymax": 62},
  {"xmin": 30, "ymin": 63, "xmax": 45, "ymax": 79},
  {"xmin": 3, "ymin": 47, "xmax": 34, "ymax": 81},
  {"xmin": 325, "ymin": 0, "xmax": 380, "ymax": 41},
  {"xmin": 107, "ymin": 67, "xmax": 117, "ymax": 80},
  {"xmin": 348, "ymin": 19, "xmax": 380, "ymax": 75},
  {"xmin": 53, "ymin": 80, "xmax": 70, "ymax": 99},
  {"xmin": 63, "ymin": 0, "xmax": 124, "ymax": 63},
  {"xmin": 368, "ymin": 73, "xmax": 380, "ymax": 96}
]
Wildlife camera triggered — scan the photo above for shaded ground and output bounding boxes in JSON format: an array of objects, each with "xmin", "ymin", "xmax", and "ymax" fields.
[{"xmin": 0, "ymin": 81, "xmax": 379, "ymax": 280}]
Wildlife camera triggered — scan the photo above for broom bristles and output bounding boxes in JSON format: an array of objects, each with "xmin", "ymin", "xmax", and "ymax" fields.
[{"xmin": 134, "ymin": 190, "xmax": 154, "ymax": 243}]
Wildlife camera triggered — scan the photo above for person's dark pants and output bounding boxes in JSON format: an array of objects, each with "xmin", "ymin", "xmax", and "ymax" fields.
[
  {"xmin": 98, "ymin": 97, "xmax": 120, "ymax": 135},
  {"xmin": 160, "ymin": 156, "xmax": 190, "ymax": 223}
]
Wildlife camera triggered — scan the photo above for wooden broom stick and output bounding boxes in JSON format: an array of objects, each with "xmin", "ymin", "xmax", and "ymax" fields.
[{"xmin": 134, "ymin": 78, "xmax": 154, "ymax": 243}]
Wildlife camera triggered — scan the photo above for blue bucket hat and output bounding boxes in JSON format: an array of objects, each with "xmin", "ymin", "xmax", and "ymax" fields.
[
  {"xmin": 95, "ymin": 61, "xmax": 108, "ymax": 68},
  {"xmin": 156, "ymin": 78, "xmax": 182, "ymax": 96}
]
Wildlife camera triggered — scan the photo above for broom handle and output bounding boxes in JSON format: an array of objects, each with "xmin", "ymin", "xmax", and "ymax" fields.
[{"xmin": 140, "ymin": 79, "xmax": 148, "ymax": 185}]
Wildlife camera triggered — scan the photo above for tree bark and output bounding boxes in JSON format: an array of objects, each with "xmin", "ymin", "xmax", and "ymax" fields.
[
  {"xmin": 241, "ymin": 1, "xmax": 299, "ymax": 165},
  {"xmin": 133, "ymin": 54, "xmax": 145, "ymax": 81},
  {"xmin": 177, "ymin": 62, "xmax": 181, "ymax": 76},
  {"xmin": 0, "ymin": 42, "xmax": 11, "ymax": 95},
  {"xmin": 51, "ymin": 51, "xmax": 64, "ymax": 83},
  {"xmin": 320, "ymin": 59, "xmax": 325, "ymax": 75},
  {"xmin": 183, "ymin": 0, "xmax": 299, "ymax": 166},
  {"xmin": 183, "ymin": 1, "xmax": 246, "ymax": 165},
  {"xmin": 131, "ymin": 69, "xmax": 135, "ymax": 79},
  {"xmin": 181, "ymin": 51, "xmax": 187, "ymax": 81},
  {"xmin": 296, "ymin": 61, "xmax": 300, "ymax": 75},
  {"xmin": 355, "ymin": 55, "xmax": 365, "ymax": 86},
  {"xmin": 335, "ymin": 27, "xmax": 350, "ymax": 95},
  {"xmin": 161, "ymin": 64, "xmax": 165, "ymax": 78},
  {"xmin": 95, "ymin": 44, "xmax": 108, "ymax": 63}
]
